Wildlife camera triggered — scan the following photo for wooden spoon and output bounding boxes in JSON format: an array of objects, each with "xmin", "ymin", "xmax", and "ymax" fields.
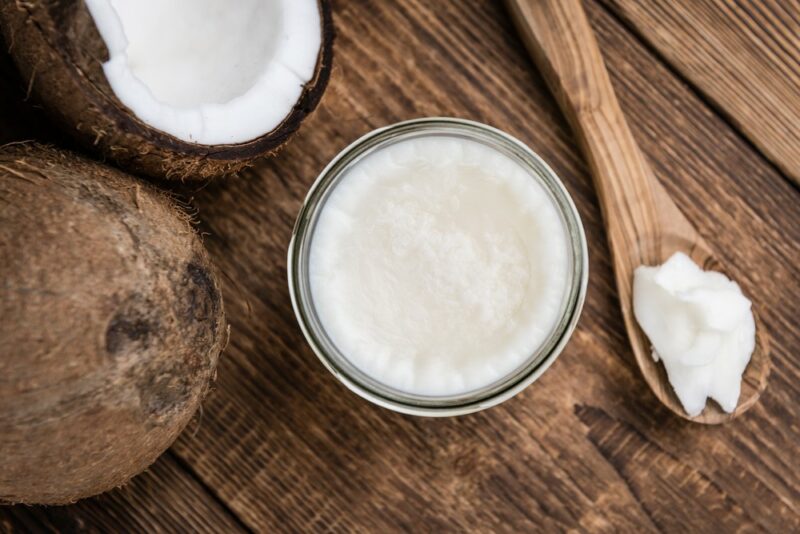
[{"xmin": 506, "ymin": 0, "xmax": 769, "ymax": 423}]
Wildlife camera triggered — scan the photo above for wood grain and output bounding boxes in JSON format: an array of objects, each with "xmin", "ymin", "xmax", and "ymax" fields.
[
  {"xmin": 506, "ymin": 0, "xmax": 769, "ymax": 424},
  {"xmin": 1, "ymin": 0, "xmax": 798, "ymax": 531},
  {"xmin": 600, "ymin": 0, "xmax": 800, "ymax": 186},
  {"xmin": 575, "ymin": 405, "xmax": 767, "ymax": 532},
  {"xmin": 1, "ymin": 453, "xmax": 246, "ymax": 533}
]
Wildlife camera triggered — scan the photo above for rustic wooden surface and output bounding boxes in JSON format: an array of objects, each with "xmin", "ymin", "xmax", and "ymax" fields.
[{"xmin": 1, "ymin": 0, "xmax": 798, "ymax": 532}]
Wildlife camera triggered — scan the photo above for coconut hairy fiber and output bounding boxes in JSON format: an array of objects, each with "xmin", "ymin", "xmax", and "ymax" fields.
[{"xmin": 0, "ymin": 143, "xmax": 226, "ymax": 504}]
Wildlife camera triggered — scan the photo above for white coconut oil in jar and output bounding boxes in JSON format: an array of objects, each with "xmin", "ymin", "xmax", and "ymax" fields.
[{"xmin": 289, "ymin": 118, "xmax": 587, "ymax": 415}]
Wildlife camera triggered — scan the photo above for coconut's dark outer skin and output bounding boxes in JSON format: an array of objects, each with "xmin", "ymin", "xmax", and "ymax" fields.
[
  {"xmin": 0, "ymin": 143, "xmax": 226, "ymax": 504},
  {"xmin": 0, "ymin": 0, "xmax": 334, "ymax": 180}
]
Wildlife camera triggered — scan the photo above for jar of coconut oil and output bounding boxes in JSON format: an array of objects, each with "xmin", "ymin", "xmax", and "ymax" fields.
[{"xmin": 289, "ymin": 118, "xmax": 588, "ymax": 416}]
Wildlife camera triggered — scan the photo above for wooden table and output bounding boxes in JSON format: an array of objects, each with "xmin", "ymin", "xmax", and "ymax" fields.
[{"xmin": 2, "ymin": 1, "xmax": 798, "ymax": 531}]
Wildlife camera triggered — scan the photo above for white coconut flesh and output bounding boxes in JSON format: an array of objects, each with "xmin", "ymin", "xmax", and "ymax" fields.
[{"xmin": 84, "ymin": 0, "xmax": 322, "ymax": 145}]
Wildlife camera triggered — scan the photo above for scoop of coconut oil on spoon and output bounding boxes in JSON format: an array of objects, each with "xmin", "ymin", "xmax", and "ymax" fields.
[{"xmin": 507, "ymin": 0, "xmax": 770, "ymax": 423}]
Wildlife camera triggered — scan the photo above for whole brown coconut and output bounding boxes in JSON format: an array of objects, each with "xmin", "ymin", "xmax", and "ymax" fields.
[
  {"xmin": 0, "ymin": 143, "xmax": 226, "ymax": 504},
  {"xmin": 0, "ymin": 0, "xmax": 333, "ymax": 180}
]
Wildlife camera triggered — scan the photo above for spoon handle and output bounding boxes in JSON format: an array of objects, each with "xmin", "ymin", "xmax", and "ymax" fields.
[{"xmin": 507, "ymin": 0, "xmax": 667, "ymax": 288}]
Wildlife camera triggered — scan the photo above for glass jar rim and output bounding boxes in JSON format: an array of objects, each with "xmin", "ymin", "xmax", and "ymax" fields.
[{"xmin": 288, "ymin": 117, "xmax": 588, "ymax": 416}]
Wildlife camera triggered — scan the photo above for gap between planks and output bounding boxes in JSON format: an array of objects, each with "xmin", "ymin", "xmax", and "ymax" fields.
[{"xmin": 592, "ymin": 0, "xmax": 800, "ymax": 196}]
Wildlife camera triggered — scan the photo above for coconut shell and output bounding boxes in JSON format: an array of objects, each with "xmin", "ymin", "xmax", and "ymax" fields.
[
  {"xmin": 0, "ymin": 143, "xmax": 226, "ymax": 504},
  {"xmin": 0, "ymin": 0, "xmax": 334, "ymax": 180}
]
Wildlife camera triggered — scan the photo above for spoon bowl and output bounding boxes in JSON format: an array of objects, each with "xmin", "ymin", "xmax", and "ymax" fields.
[{"xmin": 631, "ymin": 232, "xmax": 770, "ymax": 423}]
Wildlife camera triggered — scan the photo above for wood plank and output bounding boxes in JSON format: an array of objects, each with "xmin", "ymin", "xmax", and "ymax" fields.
[
  {"xmin": 575, "ymin": 405, "xmax": 765, "ymax": 532},
  {"xmin": 0, "ymin": 453, "xmax": 246, "ymax": 533},
  {"xmin": 0, "ymin": 0, "xmax": 798, "ymax": 531},
  {"xmin": 599, "ymin": 0, "xmax": 800, "ymax": 186}
]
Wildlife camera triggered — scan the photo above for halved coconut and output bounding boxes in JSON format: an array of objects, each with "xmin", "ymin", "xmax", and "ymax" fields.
[{"xmin": 0, "ymin": 0, "xmax": 333, "ymax": 179}]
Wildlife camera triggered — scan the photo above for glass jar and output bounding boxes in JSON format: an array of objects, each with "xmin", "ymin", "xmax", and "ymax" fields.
[{"xmin": 288, "ymin": 117, "xmax": 588, "ymax": 416}]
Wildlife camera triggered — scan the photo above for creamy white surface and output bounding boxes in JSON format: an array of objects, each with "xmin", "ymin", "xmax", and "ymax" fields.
[
  {"xmin": 633, "ymin": 252, "xmax": 755, "ymax": 416},
  {"xmin": 309, "ymin": 136, "xmax": 570, "ymax": 396},
  {"xmin": 86, "ymin": 0, "xmax": 321, "ymax": 144}
]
